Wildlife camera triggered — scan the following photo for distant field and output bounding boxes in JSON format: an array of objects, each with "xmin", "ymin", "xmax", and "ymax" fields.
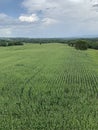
[{"xmin": 0, "ymin": 43, "xmax": 98, "ymax": 130}]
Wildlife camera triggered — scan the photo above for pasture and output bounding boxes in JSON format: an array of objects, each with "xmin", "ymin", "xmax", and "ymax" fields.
[{"xmin": 0, "ymin": 43, "xmax": 98, "ymax": 130}]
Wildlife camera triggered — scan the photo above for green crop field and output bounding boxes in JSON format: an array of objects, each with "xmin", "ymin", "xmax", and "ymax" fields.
[{"xmin": 0, "ymin": 43, "xmax": 98, "ymax": 130}]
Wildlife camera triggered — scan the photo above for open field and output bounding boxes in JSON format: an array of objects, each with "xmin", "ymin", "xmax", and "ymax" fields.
[{"xmin": 0, "ymin": 43, "xmax": 98, "ymax": 130}]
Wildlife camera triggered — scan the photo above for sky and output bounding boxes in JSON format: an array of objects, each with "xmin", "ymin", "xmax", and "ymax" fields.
[{"xmin": 0, "ymin": 0, "xmax": 98, "ymax": 38}]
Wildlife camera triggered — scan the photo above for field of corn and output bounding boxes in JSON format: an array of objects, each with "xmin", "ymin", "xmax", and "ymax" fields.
[{"xmin": 0, "ymin": 43, "xmax": 98, "ymax": 130}]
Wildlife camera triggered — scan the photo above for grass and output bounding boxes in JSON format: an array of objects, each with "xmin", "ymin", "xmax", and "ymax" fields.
[{"xmin": 0, "ymin": 43, "xmax": 98, "ymax": 130}]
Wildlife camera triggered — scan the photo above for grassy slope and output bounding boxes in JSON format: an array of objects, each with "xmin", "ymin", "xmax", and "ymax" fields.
[{"xmin": 0, "ymin": 44, "xmax": 98, "ymax": 130}]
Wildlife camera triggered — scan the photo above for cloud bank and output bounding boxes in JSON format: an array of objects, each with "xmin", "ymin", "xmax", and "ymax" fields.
[{"xmin": 0, "ymin": 0, "xmax": 98, "ymax": 37}]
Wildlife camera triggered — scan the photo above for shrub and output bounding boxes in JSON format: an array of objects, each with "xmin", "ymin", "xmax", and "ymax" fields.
[
  {"xmin": 75, "ymin": 40, "xmax": 88, "ymax": 50},
  {"xmin": 14, "ymin": 42, "xmax": 24, "ymax": 46},
  {"xmin": 68, "ymin": 41, "xmax": 76, "ymax": 47},
  {"xmin": 88, "ymin": 42, "xmax": 98, "ymax": 50},
  {"xmin": 8, "ymin": 41, "xmax": 14, "ymax": 46},
  {"xmin": 0, "ymin": 41, "xmax": 8, "ymax": 47}
]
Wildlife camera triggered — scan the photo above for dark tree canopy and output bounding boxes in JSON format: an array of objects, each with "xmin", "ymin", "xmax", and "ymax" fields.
[{"xmin": 75, "ymin": 40, "xmax": 88, "ymax": 50}]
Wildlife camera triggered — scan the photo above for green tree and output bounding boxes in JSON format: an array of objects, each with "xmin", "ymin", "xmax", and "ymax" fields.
[{"xmin": 75, "ymin": 40, "xmax": 88, "ymax": 50}]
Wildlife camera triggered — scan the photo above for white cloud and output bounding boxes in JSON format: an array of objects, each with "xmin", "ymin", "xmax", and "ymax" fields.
[
  {"xmin": 0, "ymin": 28, "xmax": 12, "ymax": 37},
  {"xmin": 22, "ymin": 0, "xmax": 58, "ymax": 12},
  {"xmin": 21, "ymin": 0, "xmax": 96, "ymax": 21},
  {"xmin": 42, "ymin": 18, "xmax": 58, "ymax": 25},
  {"xmin": 0, "ymin": 13, "xmax": 8, "ymax": 18},
  {"xmin": 19, "ymin": 14, "xmax": 39, "ymax": 23},
  {"xmin": 0, "ymin": 13, "xmax": 10, "ymax": 22},
  {"xmin": 1, "ymin": 1, "xmax": 98, "ymax": 37},
  {"xmin": 20, "ymin": 0, "xmax": 98, "ymax": 37},
  {"xmin": 69, "ymin": 0, "xmax": 83, "ymax": 3}
]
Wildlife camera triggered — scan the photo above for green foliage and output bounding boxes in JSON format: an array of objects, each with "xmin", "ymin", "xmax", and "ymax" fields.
[
  {"xmin": 0, "ymin": 44, "xmax": 98, "ymax": 130},
  {"xmin": 68, "ymin": 41, "xmax": 76, "ymax": 47},
  {"xmin": 0, "ymin": 40, "xmax": 24, "ymax": 47},
  {"xmin": 67, "ymin": 40, "xmax": 89, "ymax": 50},
  {"xmin": 0, "ymin": 40, "xmax": 8, "ymax": 46},
  {"xmin": 0, "ymin": 38, "xmax": 98, "ymax": 50},
  {"xmin": 88, "ymin": 42, "xmax": 98, "ymax": 50},
  {"xmin": 75, "ymin": 40, "xmax": 88, "ymax": 50},
  {"xmin": 74, "ymin": 40, "xmax": 88, "ymax": 50},
  {"xmin": 65, "ymin": 39, "xmax": 98, "ymax": 50}
]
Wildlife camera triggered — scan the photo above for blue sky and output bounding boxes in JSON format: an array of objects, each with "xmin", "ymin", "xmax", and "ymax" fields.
[
  {"xmin": 0, "ymin": 0, "xmax": 98, "ymax": 37},
  {"xmin": 0, "ymin": 0, "xmax": 24, "ymax": 17}
]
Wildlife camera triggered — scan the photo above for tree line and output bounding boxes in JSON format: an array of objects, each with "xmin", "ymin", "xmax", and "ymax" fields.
[
  {"xmin": 0, "ymin": 40, "xmax": 24, "ymax": 46},
  {"xmin": 0, "ymin": 38, "xmax": 98, "ymax": 50},
  {"xmin": 67, "ymin": 39, "xmax": 98, "ymax": 50}
]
